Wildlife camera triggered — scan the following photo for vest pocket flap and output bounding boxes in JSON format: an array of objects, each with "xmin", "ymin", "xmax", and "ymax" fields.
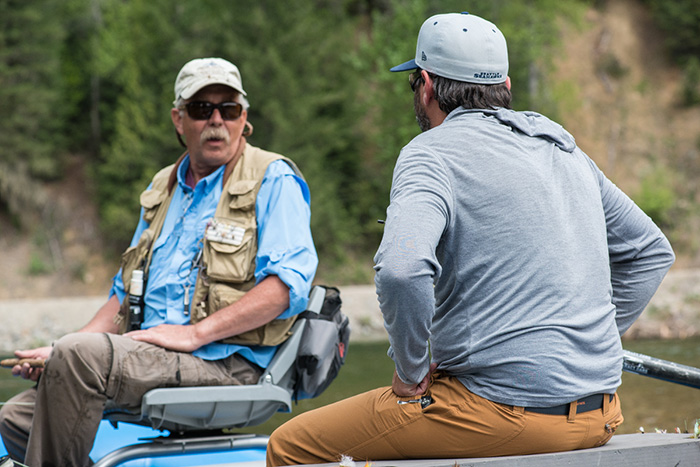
[
  {"xmin": 120, "ymin": 228, "xmax": 154, "ymax": 292},
  {"xmin": 207, "ymin": 236, "xmax": 250, "ymax": 254},
  {"xmin": 227, "ymin": 180, "xmax": 257, "ymax": 210},
  {"xmin": 140, "ymin": 187, "xmax": 167, "ymax": 209},
  {"xmin": 140, "ymin": 188, "xmax": 168, "ymax": 223}
]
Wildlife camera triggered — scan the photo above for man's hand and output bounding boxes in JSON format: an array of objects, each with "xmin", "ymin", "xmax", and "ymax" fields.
[
  {"xmin": 392, "ymin": 362, "xmax": 438, "ymax": 397},
  {"xmin": 126, "ymin": 324, "xmax": 201, "ymax": 353},
  {"xmin": 11, "ymin": 347, "xmax": 52, "ymax": 381},
  {"xmin": 125, "ymin": 277, "xmax": 290, "ymax": 352}
]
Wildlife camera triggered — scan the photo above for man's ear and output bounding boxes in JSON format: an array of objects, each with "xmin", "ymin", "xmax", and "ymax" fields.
[
  {"xmin": 505, "ymin": 76, "xmax": 511, "ymax": 90},
  {"xmin": 171, "ymin": 108, "xmax": 184, "ymax": 135},
  {"xmin": 421, "ymin": 69, "xmax": 434, "ymax": 107}
]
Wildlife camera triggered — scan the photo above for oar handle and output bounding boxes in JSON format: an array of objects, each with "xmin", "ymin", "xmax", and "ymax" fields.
[{"xmin": 622, "ymin": 349, "xmax": 700, "ymax": 390}]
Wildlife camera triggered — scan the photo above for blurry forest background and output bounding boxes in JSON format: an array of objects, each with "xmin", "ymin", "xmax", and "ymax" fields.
[{"xmin": 2, "ymin": 0, "xmax": 700, "ymax": 298}]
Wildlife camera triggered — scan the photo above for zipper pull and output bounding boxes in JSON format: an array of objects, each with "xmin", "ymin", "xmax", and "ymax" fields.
[{"xmin": 397, "ymin": 399, "xmax": 421, "ymax": 405}]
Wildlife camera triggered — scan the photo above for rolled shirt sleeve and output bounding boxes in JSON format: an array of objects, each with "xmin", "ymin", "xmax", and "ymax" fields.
[{"xmin": 255, "ymin": 160, "xmax": 318, "ymax": 319}]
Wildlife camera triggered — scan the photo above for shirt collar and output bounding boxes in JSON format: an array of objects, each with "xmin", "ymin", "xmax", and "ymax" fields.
[{"xmin": 176, "ymin": 154, "xmax": 226, "ymax": 193}]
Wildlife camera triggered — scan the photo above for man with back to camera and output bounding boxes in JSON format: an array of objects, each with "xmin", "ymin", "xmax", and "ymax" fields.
[
  {"xmin": 0, "ymin": 57, "xmax": 318, "ymax": 467},
  {"xmin": 266, "ymin": 12, "xmax": 674, "ymax": 465}
]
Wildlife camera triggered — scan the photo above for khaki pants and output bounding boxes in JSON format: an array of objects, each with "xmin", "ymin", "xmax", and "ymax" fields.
[
  {"xmin": 267, "ymin": 372, "xmax": 623, "ymax": 466},
  {"xmin": 0, "ymin": 332, "xmax": 261, "ymax": 467}
]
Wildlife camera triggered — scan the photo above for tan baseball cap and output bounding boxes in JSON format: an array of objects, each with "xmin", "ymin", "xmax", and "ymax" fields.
[{"xmin": 173, "ymin": 58, "xmax": 247, "ymax": 103}]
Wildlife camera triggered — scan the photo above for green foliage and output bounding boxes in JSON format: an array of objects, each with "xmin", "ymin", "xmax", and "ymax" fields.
[
  {"xmin": 230, "ymin": 1, "xmax": 364, "ymax": 263},
  {"xmin": 59, "ymin": 0, "xmax": 103, "ymax": 154},
  {"xmin": 634, "ymin": 166, "xmax": 677, "ymax": 229},
  {"xmin": 644, "ymin": 0, "xmax": 700, "ymax": 63},
  {"xmin": 348, "ymin": 0, "xmax": 430, "ymax": 250},
  {"xmin": 0, "ymin": 0, "xmax": 65, "ymax": 191},
  {"xmin": 681, "ymin": 56, "xmax": 700, "ymax": 107},
  {"xmin": 596, "ymin": 52, "xmax": 628, "ymax": 79},
  {"xmin": 28, "ymin": 252, "xmax": 52, "ymax": 276}
]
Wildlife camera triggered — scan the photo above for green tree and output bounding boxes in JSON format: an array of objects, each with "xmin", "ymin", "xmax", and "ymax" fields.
[
  {"xmin": 94, "ymin": 0, "xmax": 193, "ymax": 247},
  {"xmin": 59, "ymin": 0, "xmax": 103, "ymax": 155},
  {"xmin": 0, "ymin": 0, "xmax": 66, "ymax": 222},
  {"xmin": 349, "ymin": 0, "xmax": 430, "ymax": 249},
  {"xmin": 681, "ymin": 56, "xmax": 700, "ymax": 107},
  {"xmin": 645, "ymin": 0, "xmax": 700, "ymax": 63},
  {"xmin": 236, "ymin": 2, "xmax": 363, "ymax": 265}
]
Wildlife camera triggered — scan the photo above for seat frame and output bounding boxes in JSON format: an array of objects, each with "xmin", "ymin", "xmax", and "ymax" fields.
[{"xmin": 94, "ymin": 286, "xmax": 327, "ymax": 467}]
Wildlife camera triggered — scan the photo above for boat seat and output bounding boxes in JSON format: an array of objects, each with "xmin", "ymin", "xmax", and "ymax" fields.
[{"xmin": 95, "ymin": 285, "xmax": 327, "ymax": 467}]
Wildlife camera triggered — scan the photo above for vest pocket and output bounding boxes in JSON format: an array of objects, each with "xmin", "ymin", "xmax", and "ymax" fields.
[
  {"xmin": 203, "ymin": 218, "xmax": 256, "ymax": 283},
  {"xmin": 207, "ymin": 282, "xmax": 297, "ymax": 346},
  {"xmin": 208, "ymin": 282, "xmax": 248, "ymax": 314},
  {"xmin": 115, "ymin": 229, "xmax": 155, "ymax": 333},
  {"xmin": 226, "ymin": 180, "xmax": 258, "ymax": 210}
]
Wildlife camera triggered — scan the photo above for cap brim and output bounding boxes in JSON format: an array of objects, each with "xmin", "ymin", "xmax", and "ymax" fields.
[{"xmin": 390, "ymin": 59, "xmax": 418, "ymax": 72}]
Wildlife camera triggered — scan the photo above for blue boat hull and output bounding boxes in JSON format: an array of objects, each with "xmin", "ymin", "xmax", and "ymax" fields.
[{"xmin": 0, "ymin": 420, "xmax": 266, "ymax": 466}]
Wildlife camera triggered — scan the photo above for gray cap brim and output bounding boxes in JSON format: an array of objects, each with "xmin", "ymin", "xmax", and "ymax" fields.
[{"xmin": 390, "ymin": 59, "xmax": 418, "ymax": 73}]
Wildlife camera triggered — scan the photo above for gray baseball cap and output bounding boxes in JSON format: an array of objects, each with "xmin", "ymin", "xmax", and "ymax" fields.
[
  {"xmin": 174, "ymin": 57, "xmax": 247, "ymax": 103},
  {"xmin": 390, "ymin": 12, "xmax": 509, "ymax": 84}
]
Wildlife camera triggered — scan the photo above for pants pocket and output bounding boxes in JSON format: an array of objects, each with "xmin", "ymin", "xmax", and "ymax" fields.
[{"xmin": 593, "ymin": 411, "xmax": 624, "ymax": 447}]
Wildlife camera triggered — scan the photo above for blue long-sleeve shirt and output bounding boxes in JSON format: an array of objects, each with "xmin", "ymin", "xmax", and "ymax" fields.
[{"xmin": 111, "ymin": 156, "xmax": 318, "ymax": 367}]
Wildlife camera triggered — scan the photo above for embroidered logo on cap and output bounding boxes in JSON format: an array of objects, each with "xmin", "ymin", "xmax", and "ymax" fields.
[{"xmin": 473, "ymin": 72, "xmax": 502, "ymax": 79}]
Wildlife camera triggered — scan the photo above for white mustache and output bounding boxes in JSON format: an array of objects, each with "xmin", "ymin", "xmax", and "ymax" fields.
[{"xmin": 200, "ymin": 127, "xmax": 230, "ymax": 145}]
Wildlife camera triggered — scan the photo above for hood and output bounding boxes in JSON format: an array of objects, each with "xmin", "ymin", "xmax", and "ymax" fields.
[{"xmin": 483, "ymin": 108, "xmax": 577, "ymax": 153}]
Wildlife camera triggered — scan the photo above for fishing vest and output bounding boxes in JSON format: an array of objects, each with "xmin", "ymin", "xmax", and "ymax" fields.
[{"xmin": 114, "ymin": 143, "xmax": 301, "ymax": 346}]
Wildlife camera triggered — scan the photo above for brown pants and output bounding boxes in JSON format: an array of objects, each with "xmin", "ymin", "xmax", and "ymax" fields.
[
  {"xmin": 267, "ymin": 373, "xmax": 624, "ymax": 466},
  {"xmin": 0, "ymin": 332, "xmax": 261, "ymax": 467}
]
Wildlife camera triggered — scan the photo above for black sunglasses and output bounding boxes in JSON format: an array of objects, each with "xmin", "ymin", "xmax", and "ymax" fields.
[
  {"xmin": 409, "ymin": 70, "xmax": 424, "ymax": 92},
  {"xmin": 182, "ymin": 101, "xmax": 243, "ymax": 121}
]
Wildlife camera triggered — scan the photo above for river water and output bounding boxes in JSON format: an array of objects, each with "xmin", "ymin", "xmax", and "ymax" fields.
[
  {"xmin": 1, "ymin": 337, "xmax": 698, "ymax": 437},
  {"xmin": 617, "ymin": 337, "xmax": 700, "ymax": 433}
]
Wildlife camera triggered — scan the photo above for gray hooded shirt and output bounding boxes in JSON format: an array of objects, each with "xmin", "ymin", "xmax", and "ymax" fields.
[{"xmin": 374, "ymin": 107, "xmax": 674, "ymax": 407}]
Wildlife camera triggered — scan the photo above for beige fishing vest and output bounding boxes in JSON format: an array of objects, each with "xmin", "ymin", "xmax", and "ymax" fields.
[{"xmin": 115, "ymin": 143, "xmax": 301, "ymax": 346}]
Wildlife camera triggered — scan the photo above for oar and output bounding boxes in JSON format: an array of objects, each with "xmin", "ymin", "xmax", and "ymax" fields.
[{"xmin": 623, "ymin": 350, "xmax": 700, "ymax": 389}]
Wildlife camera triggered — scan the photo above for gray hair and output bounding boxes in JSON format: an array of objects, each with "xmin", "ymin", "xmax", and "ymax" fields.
[{"xmin": 429, "ymin": 73, "xmax": 511, "ymax": 114}]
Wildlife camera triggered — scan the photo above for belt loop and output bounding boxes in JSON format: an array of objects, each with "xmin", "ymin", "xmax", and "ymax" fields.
[
  {"xmin": 567, "ymin": 400, "xmax": 577, "ymax": 423},
  {"xmin": 602, "ymin": 393, "xmax": 610, "ymax": 416},
  {"xmin": 512, "ymin": 406, "xmax": 525, "ymax": 414}
]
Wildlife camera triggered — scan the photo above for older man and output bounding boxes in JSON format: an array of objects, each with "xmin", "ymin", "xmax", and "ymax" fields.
[{"xmin": 0, "ymin": 57, "xmax": 317, "ymax": 467}]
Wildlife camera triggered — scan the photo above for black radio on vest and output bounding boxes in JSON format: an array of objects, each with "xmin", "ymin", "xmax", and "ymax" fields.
[{"xmin": 128, "ymin": 269, "xmax": 145, "ymax": 331}]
